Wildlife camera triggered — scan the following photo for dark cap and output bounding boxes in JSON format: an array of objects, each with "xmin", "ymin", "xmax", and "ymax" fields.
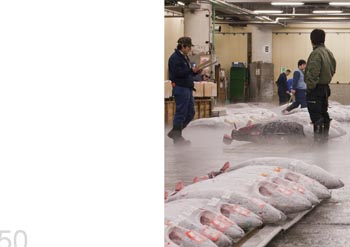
[{"xmin": 177, "ymin": 36, "xmax": 194, "ymax": 47}]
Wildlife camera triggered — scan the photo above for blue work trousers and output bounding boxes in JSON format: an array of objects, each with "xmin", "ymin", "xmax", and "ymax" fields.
[
  {"xmin": 287, "ymin": 89, "xmax": 307, "ymax": 111},
  {"xmin": 173, "ymin": 86, "xmax": 195, "ymax": 129}
]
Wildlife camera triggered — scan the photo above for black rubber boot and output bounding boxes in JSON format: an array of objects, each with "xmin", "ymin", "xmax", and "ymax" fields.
[
  {"xmin": 323, "ymin": 119, "xmax": 331, "ymax": 141},
  {"xmin": 167, "ymin": 124, "xmax": 190, "ymax": 145},
  {"xmin": 167, "ymin": 125, "xmax": 181, "ymax": 140},
  {"xmin": 313, "ymin": 123, "xmax": 323, "ymax": 143}
]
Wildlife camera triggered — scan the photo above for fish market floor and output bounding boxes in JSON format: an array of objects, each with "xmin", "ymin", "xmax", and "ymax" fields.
[{"xmin": 164, "ymin": 123, "xmax": 350, "ymax": 247}]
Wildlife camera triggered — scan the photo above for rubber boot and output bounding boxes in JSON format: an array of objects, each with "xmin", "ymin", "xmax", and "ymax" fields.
[
  {"xmin": 167, "ymin": 125, "xmax": 181, "ymax": 140},
  {"xmin": 167, "ymin": 124, "xmax": 190, "ymax": 145},
  {"xmin": 323, "ymin": 120, "xmax": 331, "ymax": 141},
  {"xmin": 173, "ymin": 130, "xmax": 191, "ymax": 146},
  {"xmin": 313, "ymin": 123, "xmax": 323, "ymax": 143}
]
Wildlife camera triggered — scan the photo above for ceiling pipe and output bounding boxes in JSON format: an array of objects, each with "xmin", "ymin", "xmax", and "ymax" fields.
[
  {"xmin": 208, "ymin": 0, "xmax": 285, "ymax": 26},
  {"xmin": 276, "ymin": 17, "xmax": 350, "ymax": 22},
  {"xmin": 255, "ymin": 13, "xmax": 350, "ymax": 17}
]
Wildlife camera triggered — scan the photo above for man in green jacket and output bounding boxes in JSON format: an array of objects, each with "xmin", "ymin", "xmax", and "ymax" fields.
[{"xmin": 305, "ymin": 29, "xmax": 336, "ymax": 143}]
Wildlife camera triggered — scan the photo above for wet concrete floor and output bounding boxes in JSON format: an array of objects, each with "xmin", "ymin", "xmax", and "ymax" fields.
[{"xmin": 165, "ymin": 123, "xmax": 350, "ymax": 246}]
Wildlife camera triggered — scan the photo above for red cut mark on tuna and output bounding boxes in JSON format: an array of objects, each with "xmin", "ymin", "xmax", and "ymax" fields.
[
  {"xmin": 185, "ymin": 230, "xmax": 206, "ymax": 243},
  {"xmin": 200, "ymin": 226, "xmax": 222, "ymax": 241},
  {"xmin": 293, "ymin": 185, "xmax": 305, "ymax": 194},
  {"xmin": 250, "ymin": 198, "xmax": 266, "ymax": 208},
  {"xmin": 277, "ymin": 186, "xmax": 293, "ymax": 196},
  {"xmin": 210, "ymin": 215, "xmax": 234, "ymax": 232},
  {"xmin": 228, "ymin": 205, "xmax": 251, "ymax": 216}
]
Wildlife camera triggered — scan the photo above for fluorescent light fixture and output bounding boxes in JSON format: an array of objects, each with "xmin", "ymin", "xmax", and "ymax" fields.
[
  {"xmin": 313, "ymin": 10, "xmax": 343, "ymax": 14},
  {"xmin": 177, "ymin": 1, "xmax": 185, "ymax": 6},
  {"xmin": 271, "ymin": 2, "xmax": 304, "ymax": 6},
  {"xmin": 329, "ymin": 2, "xmax": 350, "ymax": 6},
  {"xmin": 254, "ymin": 10, "xmax": 283, "ymax": 14}
]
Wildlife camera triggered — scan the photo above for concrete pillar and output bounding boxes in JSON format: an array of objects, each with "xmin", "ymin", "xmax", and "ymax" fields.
[
  {"xmin": 184, "ymin": 3, "xmax": 212, "ymax": 55},
  {"xmin": 251, "ymin": 26, "xmax": 272, "ymax": 63}
]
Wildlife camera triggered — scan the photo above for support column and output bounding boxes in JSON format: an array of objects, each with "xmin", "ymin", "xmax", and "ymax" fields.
[
  {"xmin": 251, "ymin": 26, "xmax": 272, "ymax": 63},
  {"xmin": 184, "ymin": 3, "xmax": 212, "ymax": 55},
  {"xmin": 249, "ymin": 25, "xmax": 274, "ymax": 102}
]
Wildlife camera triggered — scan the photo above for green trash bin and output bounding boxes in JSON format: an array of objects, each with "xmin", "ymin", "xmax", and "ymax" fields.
[{"xmin": 230, "ymin": 63, "xmax": 248, "ymax": 102}]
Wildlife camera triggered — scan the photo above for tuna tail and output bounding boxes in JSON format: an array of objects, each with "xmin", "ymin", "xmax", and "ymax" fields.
[
  {"xmin": 210, "ymin": 161, "xmax": 231, "ymax": 177},
  {"xmin": 220, "ymin": 162, "xmax": 230, "ymax": 173},
  {"xmin": 193, "ymin": 175, "xmax": 210, "ymax": 183},
  {"xmin": 193, "ymin": 162, "xmax": 231, "ymax": 183},
  {"xmin": 175, "ymin": 181, "xmax": 184, "ymax": 192},
  {"xmin": 223, "ymin": 134, "xmax": 233, "ymax": 145}
]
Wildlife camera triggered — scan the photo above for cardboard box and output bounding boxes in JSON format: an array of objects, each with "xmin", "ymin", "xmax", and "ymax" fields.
[
  {"xmin": 211, "ymin": 82, "xmax": 217, "ymax": 97},
  {"xmin": 164, "ymin": 80, "xmax": 173, "ymax": 98},
  {"xmin": 193, "ymin": 82, "xmax": 204, "ymax": 97},
  {"xmin": 203, "ymin": 82, "xmax": 217, "ymax": 97}
]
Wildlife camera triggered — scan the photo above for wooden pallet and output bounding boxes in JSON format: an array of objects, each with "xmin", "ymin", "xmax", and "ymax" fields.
[{"xmin": 165, "ymin": 98, "xmax": 213, "ymax": 124}]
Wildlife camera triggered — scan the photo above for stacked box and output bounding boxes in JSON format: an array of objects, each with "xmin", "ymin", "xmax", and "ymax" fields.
[
  {"xmin": 164, "ymin": 80, "xmax": 173, "ymax": 98},
  {"xmin": 193, "ymin": 82, "xmax": 204, "ymax": 97},
  {"xmin": 211, "ymin": 82, "xmax": 217, "ymax": 97},
  {"xmin": 203, "ymin": 82, "xmax": 217, "ymax": 97}
]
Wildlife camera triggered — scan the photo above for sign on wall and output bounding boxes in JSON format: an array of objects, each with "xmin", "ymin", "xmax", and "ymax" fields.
[{"xmin": 280, "ymin": 66, "xmax": 287, "ymax": 73}]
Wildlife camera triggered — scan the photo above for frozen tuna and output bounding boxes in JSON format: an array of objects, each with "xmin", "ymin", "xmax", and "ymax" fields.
[
  {"xmin": 165, "ymin": 199, "xmax": 244, "ymax": 242},
  {"xmin": 167, "ymin": 197, "xmax": 262, "ymax": 231},
  {"xmin": 223, "ymin": 120, "xmax": 305, "ymax": 144},
  {"xmin": 204, "ymin": 197, "xmax": 263, "ymax": 231},
  {"xmin": 167, "ymin": 188, "xmax": 285, "ymax": 224},
  {"xmin": 228, "ymin": 157, "xmax": 344, "ymax": 189},
  {"xmin": 165, "ymin": 222, "xmax": 218, "ymax": 247},
  {"xmin": 223, "ymin": 165, "xmax": 323, "ymax": 203},
  {"xmin": 201, "ymin": 171, "xmax": 312, "ymax": 214}
]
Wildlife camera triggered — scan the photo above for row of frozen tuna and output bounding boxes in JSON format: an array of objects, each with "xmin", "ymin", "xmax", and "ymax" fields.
[{"xmin": 164, "ymin": 157, "xmax": 344, "ymax": 247}]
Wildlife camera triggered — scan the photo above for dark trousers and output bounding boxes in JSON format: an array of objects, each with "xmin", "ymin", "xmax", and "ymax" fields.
[
  {"xmin": 306, "ymin": 84, "xmax": 331, "ymax": 125},
  {"xmin": 286, "ymin": 89, "xmax": 307, "ymax": 111},
  {"xmin": 278, "ymin": 90, "xmax": 288, "ymax": 105},
  {"xmin": 173, "ymin": 86, "xmax": 195, "ymax": 129}
]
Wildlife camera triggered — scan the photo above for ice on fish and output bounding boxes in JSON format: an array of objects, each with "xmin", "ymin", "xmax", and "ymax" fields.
[
  {"xmin": 165, "ymin": 200, "xmax": 244, "ymax": 242},
  {"xmin": 228, "ymin": 157, "xmax": 344, "ymax": 189},
  {"xmin": 200, "ymin": 171, "xmax": 313, "ymax": 214},
  {"xmin": 165, "ymin": 222, "xmax": 218, "ymax": 247},
  {"xmin": 167, "ymin": 197, "xmax": 263, "ymax": 231},
  {"xmin": 223, "ymin": 165, "xmax": 324, "ymax": 202},
  {"xmin": 167, "ymin": 188, "xmax": 286, "ymax": 224}
]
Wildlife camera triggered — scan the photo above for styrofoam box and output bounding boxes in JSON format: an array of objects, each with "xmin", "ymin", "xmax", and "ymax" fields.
[
  {"xmin": 193, "ymin": 82, "xmax": 204, "ymax": 97},
  {"xmin": 164, "ymin": 80, "xmax": 172, "ymax": 98}
]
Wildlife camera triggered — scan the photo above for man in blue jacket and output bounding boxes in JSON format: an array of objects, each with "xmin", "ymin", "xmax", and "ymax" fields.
[
  {"xmin": 276, "ymin": 69, "xmax": 291, "ymax": 105},
  {"xmin": 282, "ymin": 59, "xmax": 307, "ymax": 114},
  {"xmin": 167, "ymin": 37, "xmax": 201, "ymax": 145}
]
